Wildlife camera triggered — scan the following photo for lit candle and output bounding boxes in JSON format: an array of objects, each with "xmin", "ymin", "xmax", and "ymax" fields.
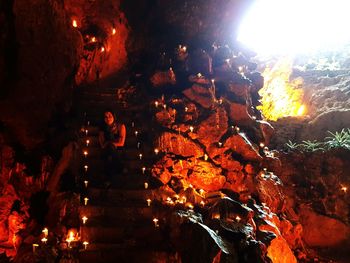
[
  {"xmin": 197, "ymin": 73, "xmax": 202, "ymax": 78},
  {"xmin": 85, "ymin": 129, "xmax": 88, "ymax": 135},
  {"xmin": 341, "ymin": 186, "xmax": 347, "ymax": 193},
  {"xmin": 84, "ymin": 180, "xmax": 88, "ymax": 188},
  {"xmin": 139, "ymin": 153, "xmax": 143, "ymax": 160},
  {"xmin": 84, "ymin": 197, "xmax": 89, "ymax": 206},
  {"xmin": 42, "ymin": 228, "xmax": 48, "ymax": 237},
  {"xmin": 91, "ymin": 37, "xmax": 96, "ymax": 43},
  {"xmin": 137, "ymin": 142, "xmax": 141, "ymax": 149},
  {"xmin": 146, "ymin": 199, "xmax": 151, "ymax": 206},
  {"xmin": 135, "ymin": 131, "xmax": 138, "ymax": 137},
  {"xmin": 211, "ymin": 79, "xmax": 216, "ymax": 98},
  {"xmin": 263, "ymin": 168, "xmax": 267, "ymax": 173},
  {"xmin": 204, "ymin": 154, "xmax": 208, "ymax": 161},
  {"xmin": 259, "ymin": 142, "xmax": 265, "ymax": 148},
  {"xmin": 153, "ymin": 218, "xmax": 159, "ymax": 227},
  {"xmin": 144, "ymin": 182, "xmax": 148, "ymax": 189},
  {"xmin": 236, "ymin": 126, "xmax": 240, "ymax": 132},
  {"xmin": 200, "ymin": 201, "xmax": 205, "ymax": 207},
  {"xmin": 154, "ymin": 148, "xmax": 159, "ymax": 155},
  {"xmin": 155, "ymin": 101, "xmax": 159, "ymax": 107},
  {"xmin": 86, "ymin": 139, "xmax": 90, "ymax": 147},
  {"xmin": 213, "ymin": 213, "xmax": 220, "ymax": 219},
  {"xmin": 84, "ymin": 165, "xmax": 88, "ymax": 172},
  {"xmin": 82, "ymin": 216, "xmax": 88, "ymax": 224},
  {"xmin": 72, "ymin": 19, "xmax": 78, "ymax": 28},
  {"xmin": 189, "ymin": 126, "xmax": 194, "ymax": 133},
  {"xmin": 142, "ymin": 167, "xmax": 146, "ymax": 174},
  {"xmin": 41, "ymin": 237, "xmax": 47, "ymax": 244},
  {"xmin": 235, "ymin": 216, "xmax": 241, "ymax": 222},
  {"xmin": 187, "ymin": 203, "xmax": 194, "ymax": 210},
  {"xmin": 83, "ymin": 241, "xmax": 89, "ymax": 250},
  {"xmin": 185, "ymin": 107, "xmax": 188, "ymax": 112},
  {"xmin": 112, "ymin": 28, "xmax": 116, "ymax": 35},
  {"xmin": 199, "ymin": 189, "xmax": 205, "ymax": 195},
  {"xmin": 218, "ymin": 142, "xmax": 222, "ymax": 147},
  {"xmin": 100, "ymin": 47, "xmax": 105, "ymax": 53},
  {"xmin": 32, "ymin": 243, "xmax": 39, "ymax": 253},
  {"xmin": 83, "ymin": 151, "xmax": 88, "ymax": 157},
  {"xmin": 163, "ymin": 104, "xmax": 167, "ymax": 110}
]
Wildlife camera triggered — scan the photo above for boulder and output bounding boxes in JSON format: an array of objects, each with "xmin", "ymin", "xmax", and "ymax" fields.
[
  {"xmin": 157, "ymin": 132, "xmax": 204, "ymax": 157},
  {"xmin": 197, "ymin": 107, "xmax": 228, "ymax": 148},
  {"xmin": 228, "ymin": 102, "xmax": 254, "ymax": 125},
  {"xmin": 183, "ymin": 84, "xmax": 213, "ymax": 109},
  {"xmin": 298, "ymin": 205, "xmax": 350, "ymax": 247},
  {"xmin": 188, "ymin": 161, "xmax": 225, "ymax": 191},
  {"xmin": 225, "ymin": 134, "xmax": 262, "ymax": 161}
]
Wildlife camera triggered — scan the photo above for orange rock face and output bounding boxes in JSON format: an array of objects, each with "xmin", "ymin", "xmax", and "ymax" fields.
[
  {"xmin": 267, "ymin": 236, "xmax": 297, "ymax": 263},
  {"xmin": 188, "ymin": 161, "xmax": 225, "ymax": 191}
]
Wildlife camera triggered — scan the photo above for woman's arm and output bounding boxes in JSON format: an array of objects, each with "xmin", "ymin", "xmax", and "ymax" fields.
[{"xmin": 111, "ymin": 124, "xmax": 126, "ymax": 147}]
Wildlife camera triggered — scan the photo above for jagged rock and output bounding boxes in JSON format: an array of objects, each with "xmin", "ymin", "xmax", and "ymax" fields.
[
  {"xmin": 228, "ymin": 82, "xmax": 250, "ymax": 99},
  {"xmin": 258, "ymin": 120, "xmax": 274, "ymax": 145},
  {"xmin": 228, "ymin": 102, "xmax": 254, "ymax": 125},
  {"xmin": 298, "ymin": 205, "xmax": 350, "ymax": 247},
  {"xmin": 157, "ymin": 132, "xmax": 204, "ymax": 157},
  {"xmin": 225, "ymin": 171, "xmax": 246, "ymax": 193},
  {"xmin": 183, "ymin": 84, "xmax": 214, "ymax": 109},
  {"xmin": 150, "ymin": 69, "xmax": 176, "ymax": 87},
  {"xmin": 197, "ymin": 107, "xmax": 228, "ymax": 148},
  {"xmin": 256, "ymin": 172, "xmax": 285, "ymax": 213},
  {"xmin": 210, "ymin": 197, "xmax": 253, "ymax": 221},
  {"xmin": 188, "ymin": 161, "xmax": 225, "ymax": 191},
  {"xmin": 225, "ymin": 134, "xmax": 262, "ymax": 161},
  {"xmin": 214, "ymin": 153, "xmax": 243, "ymax": 172},
  {"xmin": 155, "ymin": 109, "xmax": 175, "ymax": 127},
  {"xmin": 267, "ymin": 236, "xmax": 297, "ymax": 263},
  {"xmin": 188, "ymin": 49, "xmax": 212, "ymax": 76}
]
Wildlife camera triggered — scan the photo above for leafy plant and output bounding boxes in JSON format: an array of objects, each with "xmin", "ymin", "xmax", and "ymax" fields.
[
  {"xmin": 285, "ymin": 140, "xmax": 301, "ymax": 151},
  {"xmin": 324, "ymin": 128, "xmax": 350, "ymax": 150},
  {"xmin": 299, "ymin": 140, "xmax": 325, "ymax": 152}
]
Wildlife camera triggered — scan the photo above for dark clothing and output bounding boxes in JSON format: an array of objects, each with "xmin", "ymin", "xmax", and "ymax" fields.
[{"xmin": 101, "ymin": 122, "xmax": 123, "ymax": 144}]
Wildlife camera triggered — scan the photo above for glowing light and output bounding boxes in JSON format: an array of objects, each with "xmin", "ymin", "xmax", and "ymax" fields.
[
  {"xmin": 84, "ymin": 197, "xmax": 89, "ymax": 206},
  {"xmin": 83, "ymin": 151, "xmax": 88, "ymax": 157},
  {"xmin": 100, "ymin": 47, "xmax": 105, "ymax": 53},
  {"xmin": 153, "ymin": 218, "xmax": 159, "ymax": 227},
  {"xmin": 91, "ymin": 37, "xmax": 96, "ymax": 43},
  {"xmin": 257, "ymin": 58, "xmax": 305, "ymax": 121},
  {"xmin": 84, "ymin": 165, "xmax": 88, "ymax": 172},
  {"xmin": 42, "ymin": 228, "xmax": 48, "ymax": 237},
  {"xmin": 238, "ymin": 0, "xmax": 350, "ymax": 55},
  {"xmin": 144, "ymin": 182, "xmax": 148, "ymax": 189},
  {"xmin": 189, "ymin": 126, "xmax": 194, "ymax": 133},
  {"xmin": 82, "ymin": 216, "xmax": 88, "ymax": 224},
  {"xmin": 155, "ymin": 101, "xmax": 159, "ymax": 107},
  {"xmin": 112, "ymin": 28, "xmax": 116, "ymax": 35},
  {"xmin": 72, "ymin": 20, "xmax": 78, "ymax": 28},
  {"xmin": 139, "ymin": 153, "xmax": 143, "ymax": 160},
  {"xmin": 235, "ymin": 216, "xmax": 241, "ymax": 222},
  {"xmin": 83, "ymin": 241, "xmax": 89, "ymax": 249},
  {"xmin": 154, "ymin": 148, "xmax": 159, "ymax": 155},
  {"xmin": 341, "ymin": 186, "xmax": 347, "ymax": 193},
  {"xmin": 142, "ymin": 167, "xmax": 146, "ymax": 174},
  {"xmin": 41, "ymin": 237, "xmax": 47, "ymax": 244},
  {"xmin": 86, "ymin": 139, "xmax": 90, "ymax": 146},
  {"xmin": 32, "ymin": 244, "xmax": 39, "ymax": 252},
  {"xmin": 146, "ymin": 199, "xmax": 151, "ymax": 206},
  {"xmin": 84, "ymin": 180, "xmax": 88, "ymax": 188}
]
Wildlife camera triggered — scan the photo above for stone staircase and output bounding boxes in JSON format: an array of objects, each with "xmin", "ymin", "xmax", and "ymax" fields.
[{"xmin": 74, "ymin": 84, "xmax": 178, "ymax": 262}]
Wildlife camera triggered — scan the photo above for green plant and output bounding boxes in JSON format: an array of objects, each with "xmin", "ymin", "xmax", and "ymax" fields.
[
  {"xmin": 324, "ymin": 128, "xmax": 350, "ymax": 150},
  {"xmin": 285, "ymin": 140, "xmax": 301, "ymax": 151},
  {"xmin": 300, "ymin": 140, "xmax": 325, "ymax": 152}
]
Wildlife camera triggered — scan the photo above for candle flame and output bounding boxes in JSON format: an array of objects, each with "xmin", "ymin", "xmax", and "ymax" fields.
[{"xmin": 72, "ymin": 20, "xmax": 78, "ymax": 28}]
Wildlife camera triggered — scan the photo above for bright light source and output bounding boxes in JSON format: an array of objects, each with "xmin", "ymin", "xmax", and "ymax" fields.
[{"xmin": 238, "ymin": 0, "xmax": 350, "ymax": 55}]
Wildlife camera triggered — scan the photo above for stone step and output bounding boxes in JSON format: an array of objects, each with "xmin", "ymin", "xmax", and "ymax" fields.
[
  {"xmin": 87, "ymin": 188, "xmax": 158, "ymax": 203},
  {"xmin": 80, "ymin": 224, "xmax": 161, "ymax": 243},
  {"xmin": 79, "ymin": 246, "xmax": 176, "ymax": 263},
  {"xmin": 79, "ymin": 206, "xmax": 153, "ymax": 221}
]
